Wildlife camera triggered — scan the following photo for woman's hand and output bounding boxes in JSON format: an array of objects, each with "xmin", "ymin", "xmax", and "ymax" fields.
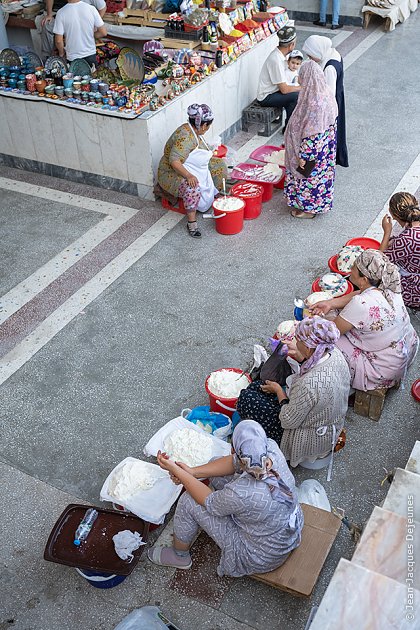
[
  {"xmin": 261, "ymin": 380, "xmax": 282, "ymax": 395},
  {"xmin": 310, "ymin": 300, "xmax": 334, "ymax": 316},
  {"xmin": 382, "ymin": 214, "xmax": 393, "ymax": 235},
  {"xmin": 283, "ymin": 339, "xmax": 304, "ymax": 363},
  {"xmin": 185, "ymin": 173, "xmax": 199, "ymax": 188},
  {"xmin": 157, "ymin": 450, "xmax": 179, "ymax": 474},
  {"xmin": 298, "ymin": 159, "xmax": 306, "ymax": 169}
]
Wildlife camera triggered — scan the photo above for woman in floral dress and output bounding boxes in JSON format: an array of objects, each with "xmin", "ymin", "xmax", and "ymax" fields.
[
  {"xmin": 284, "ymin": 60, "xmax": 338, "ymax": 218},
  {"xmin": 311, "ymin": 250, "xmax": 418, "ymax": 391},
  {"xmin": 379, "ymin": 192, "xmax": 420, "ymax": 309}
]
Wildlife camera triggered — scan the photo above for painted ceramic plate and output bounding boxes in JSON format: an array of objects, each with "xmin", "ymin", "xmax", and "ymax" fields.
[
  {"xmin": 68, "ymin": 58, "xmax": 92, "ymax": 77},
  {"xmin": 95, "ymin": 66, "xmax": 115, "ymax": 84},
  {"xmin": 45, "ymin": 56, "xmax": 68, "ymax": 74},
  {"xmin": 24, "ymin": 51, "xmax": 42, "ymax": 68},
  {"xmin": 116, "ymin": 47, "xmax": 145, "ymax": 83},
  {"xmin": 0, "ymin": 48, "xmax": 21, "ymax": 67}
]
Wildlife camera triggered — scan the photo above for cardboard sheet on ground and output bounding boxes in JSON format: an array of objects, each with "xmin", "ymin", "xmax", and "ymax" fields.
[
  {"xmin": 144, "ymin": 416, "xmax": 232, "ymax": 461},
  {"xmin": 100, "ymin": 457, "xmax": 183, "ymax": 525}
]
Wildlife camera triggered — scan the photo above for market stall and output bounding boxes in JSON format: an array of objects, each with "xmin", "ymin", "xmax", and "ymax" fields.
[{"xmin": 0, "ymin": 2, "xmax": 288, "ymax": 197}]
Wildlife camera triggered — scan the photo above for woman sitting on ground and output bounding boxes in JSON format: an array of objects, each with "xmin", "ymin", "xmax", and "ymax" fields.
[
  {"xmin": 155, "ymin": 103, "xmax": 227, "ymax": 238},
  {"xmin": 311, "ymin": 249, "xmax": 419, "ymax": 391},
  {"xmin": 379, "ymin": 192, "xmax": 420, "ymax": 309},
  {"xmin": 237, "ymin": 317, "xmax": 350, "ymax": 468},
  {"xmin": 147, "ymin": 420, "xmax": 303, "ymax": 577},
  {"xmin": 284, "ymin": 60, "xmax": 338, "ymax": 219}
]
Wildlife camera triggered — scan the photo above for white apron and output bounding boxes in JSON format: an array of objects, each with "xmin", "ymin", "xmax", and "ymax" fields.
[{"xmin": 183, "ymin": 124, "xmax": 218, "ymax": 213}]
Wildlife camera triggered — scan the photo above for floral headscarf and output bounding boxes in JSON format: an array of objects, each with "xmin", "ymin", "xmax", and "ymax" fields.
[
  {"xmin": 187, "ymin": 103, "xmax": 214, "ymax": 129},
  {"xmin": 355, "ymin": 249, "xmax": 401, "ymax": 307},
  {"xmin": 284, "ymin": 61, "xmax": 338, "ymax": 179},
  {"xmin": 295, "ymin": 316, "xmax": 340, "ymax": 375},
  {"xmin": 232, "ymin": 420, "xmax": 295, "ymax": 506}
]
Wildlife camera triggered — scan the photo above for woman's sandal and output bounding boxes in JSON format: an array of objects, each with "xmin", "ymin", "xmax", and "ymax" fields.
[
  {"xmin": 291, "ymin": 210, "xmax": 315, "ymax": 219},
  {"xmin": 147, "ymin": 546, "xmax": 192, "ymax": 569},
  {"xmin": 187, "ymin": 221, "xmax": 202, "ymax": 238}
]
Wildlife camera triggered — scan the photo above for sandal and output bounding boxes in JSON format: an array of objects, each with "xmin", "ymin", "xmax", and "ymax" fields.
[
  {"xmin": 187, "ymin": 221, "xmax": 202, "ymax": 238},
  {"xmin": 147, "ymin": 546, "xmax": 192, "ymax": 570},
  {"xmin": 291, "ymin": 210, "xmax": 315, "ymax": 219}
]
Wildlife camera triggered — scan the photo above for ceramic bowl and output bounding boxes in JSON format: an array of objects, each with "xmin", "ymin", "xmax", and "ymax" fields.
[{"xmin": 319, "ymin": 273, "xmax": 348, "ymax": 297}]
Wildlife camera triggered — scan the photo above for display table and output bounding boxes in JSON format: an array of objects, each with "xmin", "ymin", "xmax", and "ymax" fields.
[{"xmin": 0, "ymin": 33, "xmax": 278, "ymax": 198}]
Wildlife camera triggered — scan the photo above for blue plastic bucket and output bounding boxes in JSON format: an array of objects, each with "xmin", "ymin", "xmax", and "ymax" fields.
[{"xmin": 75, "ymin": 568, "xmax": 127, "ymax": 589}]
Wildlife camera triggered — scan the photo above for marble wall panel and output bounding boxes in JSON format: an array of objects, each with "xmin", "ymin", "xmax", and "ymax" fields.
[
  {"xmin": 97, "ymin": 115, "xmax": 129, "ymax": 182},
  {"xmin": 122, "ymin": 116, "xmax": 153, "ymax": 186},
  {"xmin": 72, "ymin": 109, "xmax": 104, "ymax": 175},
  {"xmin": 4, "ymin": 97, "xmax": 36, "ymax": 160},
  {"xmin": 24, "ymin": 99, "xmax": 58, "ymax": 166},
  {"xmin": 0, "ymin": 97, "xmax": 14, "ymax": 156},
  {"xmin": 383, "ymin": 468, "xmax": 420, "ymax": 522},
  {"xmin": 49, "ymin": 105, "xmax": 81, "ymax": 171}
]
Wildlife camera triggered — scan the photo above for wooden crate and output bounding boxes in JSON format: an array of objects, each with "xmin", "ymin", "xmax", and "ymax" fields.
[
  {"xmin": 116, "ymin": 9, "xmax": 168, "ymax": 27},
  {"xmin": 251, "ymin": 504, "xmax": 341, "ymax": 597},
  {"xmin": 354, "ymin": 387, "xmax": 388, "ymax": 421}
]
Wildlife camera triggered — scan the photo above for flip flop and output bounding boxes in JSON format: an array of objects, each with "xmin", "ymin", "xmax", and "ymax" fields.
[
  {"xmin": 291, "ymin": 210, "xmax": 315, "ymax": 219},
  {"xmin": 147, "ymin": 546, "xmax": 192, "ymax": 570}
]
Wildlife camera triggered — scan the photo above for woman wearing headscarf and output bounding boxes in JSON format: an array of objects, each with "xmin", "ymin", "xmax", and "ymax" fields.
[
  {"xmin": 239, "ymin": 318, "xmax": 350, "ymax": 469},
  {"xmin": 311, "ymin": 250, "xmax": 419, "ymax": 391},
  {"xmin": 284, "ymin": 60, "xmax": 338, "ymax": 219},
  {"xmin": 302, "ymin": 35, "xmax": 348, "ymax": 168},
  {"xmin": 155, "ymin": 103, "xmax": 227, "ymax": 238},
  {"xmin": 379, "ymin": 192, "xmax": 420, "ymax": 309},
  {"xmin": 147, "ymin": 420, "xmax": 303, "ymax": 576}
]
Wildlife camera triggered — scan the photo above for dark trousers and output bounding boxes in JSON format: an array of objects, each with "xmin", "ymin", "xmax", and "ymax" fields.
[
  {"xmin": 68, "ymin": 54, "xmax": 97, "ymax": 67},
  {"xmin": 258, "ymin": 91, "xmax": 299, "ymax": 127}
]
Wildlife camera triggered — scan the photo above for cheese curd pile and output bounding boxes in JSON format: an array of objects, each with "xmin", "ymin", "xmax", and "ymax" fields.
[
  {"xmin": 163, "ymin": 428, "xmax": 213, "ymax": 467},
  {"xmin": 108, "ymin": 460, "xmax": 161, "ymax": 501},
  {"xmin": 207, "ymin": 369, "xmax": 249, "ymax": 398}
]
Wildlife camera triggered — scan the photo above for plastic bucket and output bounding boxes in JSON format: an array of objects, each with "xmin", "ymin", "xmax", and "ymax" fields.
[
  {"xmin": 273, "ymin": 167, "xmax": 286, "ymax": 190},
  {"xmin": 212, "ymin": 197, "xmax": 245, "ymax": 235},
  {"xmin": 75, "ymin": 568, "xmax": 127, "ymax": 589},
  {"xmin": 299, "ymin": 454, "xmax": 332, "ymax": 470},
  {"xmin": 205, "ymin": 368, "xmax": 251, "ymax": 418},
  {"xmin": 230, "ymin": 183, "xmax": 264, "ymax": 220},
  {"xmin": 258, "ymin": 181, "xmax": 274, "ymax": 202}
]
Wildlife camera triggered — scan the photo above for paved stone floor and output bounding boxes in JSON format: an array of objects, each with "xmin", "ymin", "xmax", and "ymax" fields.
[{"xmin": 1, "ymin": 13, "xmax": 420, "ymax": 630}]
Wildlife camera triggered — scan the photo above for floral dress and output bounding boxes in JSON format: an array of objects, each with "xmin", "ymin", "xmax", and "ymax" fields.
[
  {"xmin": 336, "ymin": 287, "xmax": 419, "ymax": 391},
  {"xmin": 284, "ymin": 123, "xmax": 337, "ymax": 214},
  {"xmin": 385, "ymin": 227, "xmax": 420, "ymax": 309},
  {"xmin": 157, "ymin": 123, "xmax": 227, "ymax": 199}
]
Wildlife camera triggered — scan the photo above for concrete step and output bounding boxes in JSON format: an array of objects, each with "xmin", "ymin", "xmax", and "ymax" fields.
[
  {"xmin": 383, "ymin": 467, "xmax": 420, "ymax": 522},
  {"xmin": 352, "ymin": 506, "xmax": 420, "ymax": 589},
  {"xmin": 309, "ymin": 558, "xmax": 420, "ymax": 629},
  {"xmin": 406, "ymin": 441, "xmax": 420, "ymax": 475}
]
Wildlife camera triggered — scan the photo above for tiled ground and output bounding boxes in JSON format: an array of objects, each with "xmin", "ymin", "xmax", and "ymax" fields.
[{"xmin": 1, "ymin": 11, "xmax": 420, "ymax": 630}]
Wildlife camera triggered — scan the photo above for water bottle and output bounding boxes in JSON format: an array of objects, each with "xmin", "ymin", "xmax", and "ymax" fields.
[
  {"xmin": 74, "ymin": 508, "xmax": 98, "ymax": 546},
  {"xmin": 293, "ymin": 298, "xmax": 304, "ymax": 322}
]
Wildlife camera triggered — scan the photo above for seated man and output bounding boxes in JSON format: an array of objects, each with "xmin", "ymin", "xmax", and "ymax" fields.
[
  {"xmin": 35, "ymin": 0, "xmax": 106, "ymax": 60},
  {"xmin": 257, "ymin": 26, "xmax": 301, "ymax": 130},
  {"xmin": 53, "ymin": 0, "xmax": 107, "ymax": 67}
]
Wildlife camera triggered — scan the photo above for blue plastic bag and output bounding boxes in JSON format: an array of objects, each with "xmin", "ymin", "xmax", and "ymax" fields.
[{"xmin": 182, "ymin": 406, "xmax": 232, "ymax": 439}]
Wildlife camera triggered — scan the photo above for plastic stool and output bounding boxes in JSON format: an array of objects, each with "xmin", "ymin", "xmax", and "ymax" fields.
[{"xmin": 161, "ymin": 197, "xmax": 186, "ymax": 215}]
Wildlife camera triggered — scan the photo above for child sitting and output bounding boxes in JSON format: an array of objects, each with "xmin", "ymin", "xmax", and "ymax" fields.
[{"xmin": 285, "ymin": 50, "xmax": 303, "ymax": 86}]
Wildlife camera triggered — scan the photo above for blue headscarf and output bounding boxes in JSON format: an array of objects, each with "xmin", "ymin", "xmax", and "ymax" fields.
[{"xmin": 232, "ymin": 420, "xmax": 295, "ymax": 506}]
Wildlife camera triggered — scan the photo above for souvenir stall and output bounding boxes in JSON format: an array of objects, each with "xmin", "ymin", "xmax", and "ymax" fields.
[{"xmin": 0, "ymin": 1, "xmax": 288, "ymax": 197}]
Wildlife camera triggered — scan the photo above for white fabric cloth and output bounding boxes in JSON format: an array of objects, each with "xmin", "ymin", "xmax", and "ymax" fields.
[
  {"xmin": 53, "ymin": 1, "xmax": 104, "ymax": 61},
  {"xmin": 257, "ymin": 48, "xmax": 288, "ymax": 101},
  {"xmin": 112, "ymin": 530, "xmax": 146, "ymax": 562},
  {"xmin": 362, "ymin": 0, "xmax": 417, "ymax": 30},
  {"xmin": 183, "ymin": 123, "xmax": 218, "ymax": 212}
]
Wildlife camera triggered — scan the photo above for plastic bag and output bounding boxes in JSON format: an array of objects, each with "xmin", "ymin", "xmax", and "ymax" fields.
[
  {"xmin": 225, "ymin": 146, "xmax": 238, "ymax": 168},
  {"xmin": 114, "ymin": 606, "xmax": 180, "ymax": 630},
  {"xmin": 297, "ymin": 479, "xmax": 331, "ymax": 512},
  {"xmin": 182, "ymin": 405, "xmax": 232, "ymax": 440}
]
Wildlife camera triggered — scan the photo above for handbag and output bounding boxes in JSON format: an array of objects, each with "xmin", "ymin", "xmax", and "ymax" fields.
[
  {"xmin": 297, "ymin": 159, "xmax": 316, "ymax": 178},
  {"xmin": 260, "ymin": 342, "xmax": 292, "ymax": 386}
]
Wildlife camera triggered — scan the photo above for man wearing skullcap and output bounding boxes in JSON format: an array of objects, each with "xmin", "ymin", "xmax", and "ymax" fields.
[{"xmin": 257, "ymin": 26, "xmax": 300, "ymax": 130}]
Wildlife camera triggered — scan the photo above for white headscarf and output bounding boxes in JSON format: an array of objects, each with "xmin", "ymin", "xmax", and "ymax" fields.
[{"xmin": 302, "ymin": 35, "xmax": 334, "ymax": 69}]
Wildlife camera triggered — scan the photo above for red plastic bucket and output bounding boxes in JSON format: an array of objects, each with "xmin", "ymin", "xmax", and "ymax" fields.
[
  {"xmin": 311, "ymin": 278, "xmax": 354, "ymax": 295},
  {"xmin": 212, "ymin": 197, "xmax": 245, "ymax": 235},
  {"xmin": 258, "ymin": 181, "xmax": 274, "ymax": 202},
  {"xmin": 274, "ymin": 167, "xmax": 286, "ymax": 190},
  {"xmin": 230, "ymin": 182, "xmax": 264, "ymax": 220},
  {"xmin": 205, "ymin": 368, "xmax": 251, "ymax": 418}
]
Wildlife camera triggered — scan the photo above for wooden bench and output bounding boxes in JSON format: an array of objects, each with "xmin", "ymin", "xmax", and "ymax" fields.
[
  {"xmin": 251, "ymin": 503, "xmax": 341, "ymax": 597},
  {"xmin": 242, "ymin": 100, "xmax": 283, "ymax": 137}
]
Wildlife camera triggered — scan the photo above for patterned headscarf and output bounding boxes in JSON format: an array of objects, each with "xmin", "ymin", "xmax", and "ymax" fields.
[
  {"xmin": 355, "ymin": 249, "xmax": 401, "ymax": 307},
  {"xmin": 295, "ymin": 316, "xmax": 340, "ymax": 375},
  {"xmin": 284, "ymin": 61, "xmax": 338, "ymax": 179},
  {"xmin": 187, "ymin": 103, "xmax": 214, "ymax": 129},
  {"xmin": 232, "ymin": 420, "xmax": 295, "ymax": 505},
  {"xmin": 302, "ymin": 35, "xmax": 334, "ymax": 68}
]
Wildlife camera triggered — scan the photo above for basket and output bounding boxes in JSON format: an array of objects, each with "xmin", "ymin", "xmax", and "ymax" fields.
[{"xmin": 164, "ymin": 27, "xmax": 203, "ymax": 40}]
